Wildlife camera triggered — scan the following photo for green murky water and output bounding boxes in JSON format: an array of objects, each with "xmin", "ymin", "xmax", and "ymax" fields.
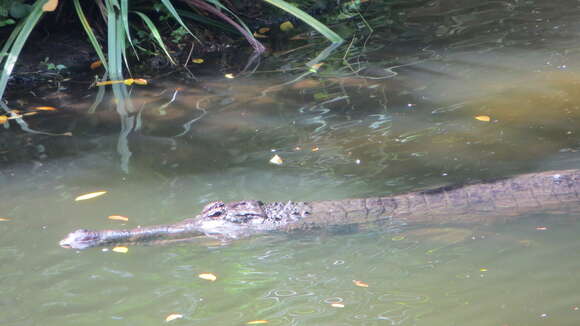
[{"xmin": 2, "ymin": 1, "xmax": 580, "ymax": 325}]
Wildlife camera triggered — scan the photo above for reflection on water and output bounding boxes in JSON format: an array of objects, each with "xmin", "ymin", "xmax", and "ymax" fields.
[{"xmin": 2, "ymin": 0, "xmax": 580, "ymax": 325}]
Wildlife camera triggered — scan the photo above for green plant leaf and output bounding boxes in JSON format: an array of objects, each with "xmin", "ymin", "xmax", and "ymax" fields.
[
  {"xmin": 133, "ymin": 10, "xmax": 175, "ymax": 65},
  {"xmin": 160, "ymin": 0, "xmax": 198, "ymax": 41},
  {"xmin": 0, "ymin": 0, "xmax": 47, "ymax": 102},
  {"xmin": 106, "ymin": 0, "xmax": 123, "ymax": 80},
  {"xmin": 73, "ymin": 0, "xmax": 107, "ymax": 69},
  {"xmin": 9, "ymin": 2, "xmax": 32, "ymax": 19},
  {"xmin": 262, "ymin": 0, "xmax": 343, "ymax": 44},
  {"xmin": 120, "ymin": 0, "xmax": 138, "ymax": 59}
]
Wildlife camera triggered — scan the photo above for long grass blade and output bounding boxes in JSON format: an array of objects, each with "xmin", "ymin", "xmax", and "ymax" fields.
[
  {"xmin": 175, "ymin": 9, "xmax": 234, "ymax": 33},
  {"xmin": 120, "ymin": 0, "xmax": 138, "ymax": 59},
  {"xmin": 73, "ymin": 0, "xmax": 108, "ymax": 68},
  {"xmin": 0, "ymin": 23, "xmax": 23, "ymax": 66},
  {"xmin": 106, "ymin": 0, "xmax": 123, "ymax": 80},
  {"xmin": 262, "ymin": 0, "xmax": 343, "ymax": 43},
  {"xmin": 0, "ymin": 0, "xmax": 46, "ymax": 101},
  {"xmin": 160, "ymin": 0, "xmax": 198, "ymax": 41},
  {"xmin": 133, "ymin": 11, "xmax": 176, "ymax": 65},
  {"xmin": 117, "ymin": 13, "xmax": 131, "ymax": 75},
  {"xmin": 183, "ymin": 0, "xmax": 264, "ymax": 53}
]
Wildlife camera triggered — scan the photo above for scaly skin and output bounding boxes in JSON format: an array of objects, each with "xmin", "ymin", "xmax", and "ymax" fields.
[{"xmin": 59, "ymin": 169, "xmax": 580, "ymax": 250}]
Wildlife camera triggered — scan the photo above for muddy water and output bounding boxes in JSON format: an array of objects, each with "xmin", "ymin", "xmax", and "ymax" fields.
[{"xmin": 2, "ymin": 0, "xmax": 580, "ymax": 325}]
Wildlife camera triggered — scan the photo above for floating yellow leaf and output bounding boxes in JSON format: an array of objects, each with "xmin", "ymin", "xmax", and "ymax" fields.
[
  {"xmin": 480, "ymin": 268, "xmax": 488, "ymax": 272},
  {"xmin": 0, "ymin": 116, "xmax": 7, "ymax": 124},
  {"xmin": 33, "ymin": 106, "xmax": 58, "ymax": 111},
  {"xmin": 123, "ymin": 78, "xmax": 148, "ymax": 86},
  {"xmin": 192, "ymin": 58, "xmax": 204, "ymax": 64},
  {"xmin": 42, "ymin": 0, "xmax": 58, "ymax": 12},
  {"xmin": 289, "ymin": 33, "xmax": 309, "ymax": 40},
  {"xmin": 279, "ymin": 21, "xmax": 294, "ymax": 31},
  {"xmin": 165, "ymin": 314, "xmax": 183, "ymax": 322},
  {"xmin": 74, "ymin": 191, "xmax": 107, "ymax": 201},
  {"xmin": 311, "ymin": 146, "xmax": 320, "ymax": 152},
  {"xmin": 308, "ymin": 63, "xmax": 325, "ymax": 73},
  {"xmin": 96, "ymin": 80, "xmax": 119, "ymax": 86},
  {"xmin": 0, "ymin": 218, "xmax": 10, "ymax": 221},
  {"xmin": 132, "ymin": 78, "xmax": 148, "ymax": 85},
  {"xmin": 269, "ymin": 154, "xmax": 283, "ymax": 165},
  {"xmin": 112, "ymin": 246, "xmax": 129, "ymax": 253},
  {"xmin": 224, "ymin": 73, "xmax": 235, "ymax": 79},
  {"xmin": 198, "ymin": 273, "xmax": 217, "ymax": 281},
  {"xmin": 258, "ymin": 27, "xmax": 270, "ymax": 34},
  {"xmin": 535, "ymin": 226, "xmax": 548, "ymax": 231},
  {"xmin": 353, "ymin": 280, "xmax": 369, "ymax": 288},
  {"xmin": 247, "ymin": 320, "xmax": 269, "ymax": 325},
  {"xmin": 519, "ymin": 239, "xmax": 532, "ymax": 247},
  {"xmin": 108, "ymin": 215, "xmax": 129, "ymax": 222},
  {"xmin": 96, "ymin": 78, "xmax": 148, "ymax": 87},
  {"xmin": 253, "ymin": 32, "xmax": 268, "ymax": 39},
  {"xmin": 474, "ymin": 115, "xmax": 491, "ymax": 122},
  {"xmin": 90, "ymin": 60, "xmax": 103, "ymax": 70},
  {"xmin": 330, "ymin": 303, "xmax": 345, "ymax": 308},
  {"xmin": 391, "ymin": 235, "xmax": 406, "ymax": 241}
]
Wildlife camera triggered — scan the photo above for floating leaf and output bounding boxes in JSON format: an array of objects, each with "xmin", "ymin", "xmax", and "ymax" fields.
[
  {"xmin": 535, "ymin": 226, "xmax": 548, "ymax": 231},
  {"xmin": 269, "ymin": 154, "xmax": 283, "ymax": 165},
  {"xmin": 96, "ymin": 78, "xmax": 148, "ymax": 86},
  {"xmin": 330, "ymin": 303, "xmax": 345, "ymax": 308},
  {"xmin": 311, "ymin": 146, "xmax": 320, "ymax": 152},
  {"xmin": 108, "ymin": 215, "xmax": 129, "ymax": 222},
  {"xmin": 0, "ymin": 218, "xmax": 10, "ymax": 221},
  {"xmin": 192, "ymin": 58, "xmax": 204, "ymax": 64},
  {"xmin": 391, "ymin": 235, "xmax": 406, "ymax": 241},
  {"xmin": 279, "ymin": 21, "xmax": 294, "ymax": 31},
  {"xmin": 519, "ymin": 239, "xmax": 532, "ymax": 247},
  {"xmin": 96, "ymin": 80, "xmax": 120, "ymax": 86},
  {"xmin": 74, "ymin": 191, "xmax": 107, "ymax": 201},
  {"xmin": 132, "ymin": 78, "xmax": 148, "ymax": 85},
  {"xmin": 258, "ymin": 27, "xmax": 270, "ymax": 34},
  {"xmin": 480, "ymin": 268, "xmax": 488, "ymax": 272},
  {"xmin": 198, "ymin": 273, "xmax": 217, "ymax": 281},
  {"xmin": 289, "ymin": 34, "xmax": 308, "ymax": 40},
  {"xmin": 247, "ymin": 320, "xmax": 269, "ymax": 325},
  {"xmin": 42, "ymin": 0, "xmax": 58, "ymax": 12},
  {"xmin": 308, "ymin": 63, "xmax": 325, "ymax": 73},
  {"xmin": 124, "ymin": 78, "xmax": 148, "ymax": 86},
  {"xmin": 112, "ymin": 246, "xmax": 129, "ymax": 253},
  {"xmin": 165, "ymin": 314, "xmax": 183, "ymax": 322},
  {"xmin": 90, "ymin": 60, "xmax": 103, "ymax": 70},
  {"xmin": 474, "ymin": 115, "xmax": 491, "ymax": 122},
  {"xmin": 224, "ymin": 73, "xmax": 235, "ymax": 79},
  {"xmin": 353, "ymin": 280, "xmax": 369, "ymax": 288},
  {"xmin": 0, "ymin": 116, "xmax": 7, "ymax": 124},
  {"xmin": 33, "ymin": 106, "xmax": 58, "ymax": 111}
]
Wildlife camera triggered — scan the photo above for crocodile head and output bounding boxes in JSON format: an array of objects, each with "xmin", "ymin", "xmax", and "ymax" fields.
[
  {"xmin": 59, "ymin": 229, "xmax": 102, "ymax": 250},
  {"xmin": 191, "ymin": 200, "xmax": 310, "ymax": 238}
]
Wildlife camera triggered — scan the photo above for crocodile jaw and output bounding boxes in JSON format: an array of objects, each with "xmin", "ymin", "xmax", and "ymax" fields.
[{"xmin": 59, "ymin": 229, "xmax": 101, "ymax": 250}]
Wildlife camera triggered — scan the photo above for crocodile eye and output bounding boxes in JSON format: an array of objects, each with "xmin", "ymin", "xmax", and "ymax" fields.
[{"xmin": 201, "ymin": 201, "xmax": 226, "ymax": 219}]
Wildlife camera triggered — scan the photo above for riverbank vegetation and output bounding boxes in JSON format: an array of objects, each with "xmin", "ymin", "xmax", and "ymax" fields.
[{"xmin": 0, "ymin": 0, "xmax": 362, "ymax": 104}]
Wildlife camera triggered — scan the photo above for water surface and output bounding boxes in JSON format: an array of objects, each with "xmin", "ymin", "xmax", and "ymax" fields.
[{"xmin": 2, "ymin": 0, "xmax": 580, "ymax": 325}]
